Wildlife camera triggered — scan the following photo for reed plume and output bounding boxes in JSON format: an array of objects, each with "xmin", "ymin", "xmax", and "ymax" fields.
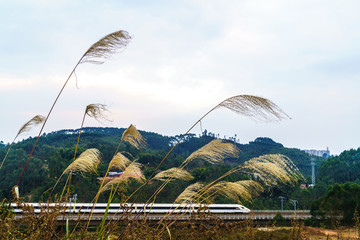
[
  {"xmin": 85, "ymin": 103, "xmax": 110, "ymax": 121},
  {"xmin": 174, "ymin": 155, "xmax": 302, "ymax": 204},
  {"xmin": 86, "ymin": 124, "xmax": 146, "ymax": 228},
  {"xmin": 100, "ymin": 161, "xmax": 145, "ymax": 193},
  {"xmin": 120, "ymin": 124, "xmax": 147, "ymax": 150},
  {"xmin": 0, "ymin": 115, "xmax": 45, "ymax": 170},
  {"xmin": 145, "ymin": 140, "xmax": 238, "ymax": 204},
  {"xmin": 153, "ymin": 168, "xmax": 194, "ymax": 182},
  {"xmin": 69, "ymin": 104, "xmax": 109, "ymax": 173},
  {"xmin": 62, "ymin": 148, "xmax": 101, "ymax": 175},
  {"xmin": 16, "ymin": 115, "xmax": 46, "ymax": 138},
  {"xmin": 97, "ymin": 125, "xmax": 146, "ymax": 194},
  {"xmin": 183, "ymin": 139, "xmax": 239, "ymax": 165},
  {"xmin": 174, "ymin": 183, "xmax": 205, "ymax": 203},
  {"xmin": 240, "ymin": 154, "xmax": 303, "ymax": 186},
  {"xmin": 48, "ymin": 104, "xmax": 109, "ymax": 200},
  {"xmin": 109, "ymin": 153, "xmax": 131, "ymax": 171},
  {"xmin": 207, "ymin": 180, "xmax": 263, "ymax": 203},
  {"xmin": 216, "ymin": 95, "xmax": 290, "ymax": 122},
  {"xmin": 17, "ymin": 30, "xmax": 131, "ymax": 186},
  {"xmin": 131, "ymin": 95, "xmax": 289, "ymax": 204},
  {"xmin": 79, "ymin": 30, "xmax": 131, "ymax": 64}
]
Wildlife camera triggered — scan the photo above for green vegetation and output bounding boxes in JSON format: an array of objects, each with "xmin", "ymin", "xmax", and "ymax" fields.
[{"xmin": 0, "ymin": 129, "xmax": 308, "ymax": 204}]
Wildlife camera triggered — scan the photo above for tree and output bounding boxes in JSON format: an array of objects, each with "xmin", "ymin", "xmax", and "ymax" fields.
[{"xmin": 311, "ymin": 182, "xmax": 360, "ymax": 224}]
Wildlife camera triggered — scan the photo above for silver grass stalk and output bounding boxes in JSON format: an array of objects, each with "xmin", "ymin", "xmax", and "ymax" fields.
[
  {"xmin": 121, "ymin": 161, "xmax": 145, "ymax": 182},
  {"xmin": 96, "ymin": 125, "xmax": 146, "ymax": 196},
  {"xmin": 79, "ymin": 30, "xmax": 131, "ymax": 64},
  {"xmin": 207, "ymin": 180, "xmax": 263, "ymax": 203},
  {"xmin": 62, "ymin": 104, "xmax": 110, "ymax": 198},
  {"xmin": 109, "ymin": 153, "xmax": 131, "ymax": 171},
  {"xmin": 88, "ymin": 124, "xmax": 146, "ymax": 227},
  {"xmin": 134, "ymin": 95, "xmax": 289, "ymax": 204},
  {"xmin": 174, "ymin": 183, "xmax": 205, "ymax": 204},
  {"xmin": 16, "ymin": 115, "xmax": 46, "ymax": 138},
  {"xmin": 153, "ymin": 168, "xmax": 194, "ymax": 182},
  {"xmin": 0, "ymin": 115, "xmax": 45, "ymax": 170},
  {"xmin": 85, "ymin": 103, "xmax": 110, "ymax": 122},
  {"xmin": 183, "ymin": 139, "xmax": 239, "ymax": 165},
  {"xmin": 146, "ymin": 140, "xmax": 238, "ymax": 204},
  {"xmin": 17, "ymin": 30, "xmax": 131, "ymax": 186},
  {"xmin": 100, "ymin": 161, "xmax": 145, "ymax": 193},
  {"xmin": 216, "ymin": 95, "xmax": 290, "ymax": 122},
  {"xmin": 63, "ymin": 148, "xmax": 101, "ymax": 175},
  {"xmin": 120, "ymin": 124, "xmax": 146, "ymax": 150},
  {"xmin": 48, "ymin": 104, "xmax": 110, "ymax": 201},
  {"xmin": 175, "ymin": 155, "xmax": 302, "ymax": 204},
  {"xmin": 240, "ymin": 154, "xmax": 304, "ymax": 186}
]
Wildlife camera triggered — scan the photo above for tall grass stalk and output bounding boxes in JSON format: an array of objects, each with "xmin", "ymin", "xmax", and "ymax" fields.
[
  {"xmin": 86, "ymin": 124, "xmax": 146, "ymax": 228},
  {"xmin": 64, "ymin": 104, "xmax": 108, "ymax": 199},
  {"xmin": 16, "ymin": 30, "xmax": 131, "ymax": 189},
  {"xmin": 98, "ymin": 185, "xmax": 114, "ymax": 240},
  {"xmin": 129, "ymin": 95, "xmax": 290, "ymax": 206},
  {"xmin": 0, "ymin": 115, "xmax": 45, "ymax": 170},
  {"xmin": 103, "ymin": 95, "xmax": 290, "ymax": 230},
  {"xmin": 158, "ymin": 155, "xmax": 302, "ymax": 232}
]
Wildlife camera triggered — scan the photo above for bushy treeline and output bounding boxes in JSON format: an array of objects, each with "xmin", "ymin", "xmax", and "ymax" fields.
[{"xmin": 0, "ymin": 127, "xmax": 322, "ymax": 207}]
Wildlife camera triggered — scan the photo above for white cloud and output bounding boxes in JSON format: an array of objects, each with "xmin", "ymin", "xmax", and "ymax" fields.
[{"xmin": 1, "ymin": 0, "xmax": 360, "ymax": 155}]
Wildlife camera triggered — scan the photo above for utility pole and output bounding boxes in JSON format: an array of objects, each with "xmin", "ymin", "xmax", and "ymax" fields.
[
  {"xmin": 73, "ymin": 193, "xmax": 77, "ymax": 212},
  {"xmin": 290, "ymin": 199, "xmax": 298, "ymax": 212},
  {"xmin": 310, "ymin": 157, "xmax": 316, "ymax": 186},
  {"xmin": 279, "ymin": 196, "xmax": 285, "ymax": 211}
]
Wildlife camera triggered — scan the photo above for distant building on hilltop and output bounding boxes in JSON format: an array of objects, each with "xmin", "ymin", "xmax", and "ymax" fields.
[{"xmin": 303, "ymin": 147, "xmax": 330, "ymax": 158}]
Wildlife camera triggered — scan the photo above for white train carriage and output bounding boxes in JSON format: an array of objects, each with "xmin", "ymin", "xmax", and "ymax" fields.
[{"xmin": 11, "ymin": 203, "xmax": 250, "ymax": 214}]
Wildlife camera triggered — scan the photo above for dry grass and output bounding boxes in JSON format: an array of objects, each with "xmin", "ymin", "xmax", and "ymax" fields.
[
  {"xmin": 207, "ymin": 180, "xmax": 264, "ymax": 203},
  {"xmin": 183, "ymin": 139, "xmax": 239, "ymax": 165},
  {"xmin": 100, "ymin": 161, "xmax": 145, "ymax": 193},
  {"xmin": 85, "ymin": 103, "xmax": 110, "ymax": 122},
  {"xmin": 153, "ymin": 168, "xmax": 194, "ymax": 182},
  {"xmin": 62, "ymin": 148, "xmax": 101, "ymax": 175},
  {"xmin": 240, "ymin": 154, "xmax": 304, "ymax": 186},
  {"xmin": 120, "ymin": 124, "xmax": 147, "ymax": 149},
  {"xmin": 0, "ymin": 115, "xmax": 45, "ymax": 170},
  {"xmin": 108, "ymin": 152, "xmax": 131, "ymax": 171},
  {"xmin": 175, "ymin": 183, "xmax": 205, "ymax": 203},
  {"xmin": 15, "ymin": 115, "xmax": 46, "ymax": 138},
  {"xmin": 80, "ymin": 30, "xmax": 131, "ymax": 65},
  {"xmin": 174, "ymin": 154, "xmax": 303, "ymax": 205},
  {"xmin": 216, "ymin": 95, "xmax": 290, "ymax": 122}
]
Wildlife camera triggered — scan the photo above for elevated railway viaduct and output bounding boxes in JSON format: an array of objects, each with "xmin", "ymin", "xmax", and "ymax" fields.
[{"xmin": 13, "ymin": 209, "xmax": 311, "ymax": 225}]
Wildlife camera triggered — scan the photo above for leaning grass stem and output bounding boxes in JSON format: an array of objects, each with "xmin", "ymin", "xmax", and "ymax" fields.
[
  {"xmin": 16, "ymin": 30, "xmax": 131, "ymax": 187},
  {"xmin": 1, "ymin": 115, "xmax": 45, "ymax": 170},
  {"xmin": 106, "ymin": 107, "xmax": 217, "ymax": 229},
  {"xmin": 65, "ymin": 111, "xmax": 86, "ymax": 199},
  {"xmin": 17, "ymin": 63, "xmax": 81, "ymax": 187},
  {"xmin": 130, "ymin": 95, "xmax": 289, "ymax": 208},
  {"xmin": 0, "ymin": 142, "xmax": 14, "ymax": 170},
  {"xmin": 130, "ymin": 106, "xmax": 217, "ymax": 205},
  {"xmin": 98, "ymin": 185, "xmax": 113, "ymax": 240},
  {"xmin": 85, "ymin": 139, "xmax": 124, "ymax": 229}
]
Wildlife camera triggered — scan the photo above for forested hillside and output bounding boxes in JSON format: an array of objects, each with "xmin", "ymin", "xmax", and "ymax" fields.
[{"xmin": 0, "ymin": 127, "xmax": 324, "ymax": 208}]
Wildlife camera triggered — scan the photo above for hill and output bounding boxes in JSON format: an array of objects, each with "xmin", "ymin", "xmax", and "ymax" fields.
[{"xmin": 0, "ymin": 127, "xmax": 316, "ymax": 204}]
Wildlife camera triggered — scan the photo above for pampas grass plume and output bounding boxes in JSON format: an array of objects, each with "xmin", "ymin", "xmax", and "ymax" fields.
[
  {"xmin": 153, "ymin": 168, "xmax": 194, "ymax": 182},
  {"xmin": 63, "ymin": 148, "xmax": 101, "ymax": 175}
]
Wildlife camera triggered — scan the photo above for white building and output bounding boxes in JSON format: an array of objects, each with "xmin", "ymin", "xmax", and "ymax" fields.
[{"xmin": 303, "ymin": 147, "xmax": 330, "ymax": 158}]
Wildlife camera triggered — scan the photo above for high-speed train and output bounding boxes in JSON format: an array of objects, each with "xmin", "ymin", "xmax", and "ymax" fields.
[{"xmin": 10, "ymin": 203, "xmax": 250, "ymax": 214}]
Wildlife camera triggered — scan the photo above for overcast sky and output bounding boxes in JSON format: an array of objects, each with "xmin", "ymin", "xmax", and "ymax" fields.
[{"xmin": 1, "ymin": 0, "xmax": 360, "ymax": 155}]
